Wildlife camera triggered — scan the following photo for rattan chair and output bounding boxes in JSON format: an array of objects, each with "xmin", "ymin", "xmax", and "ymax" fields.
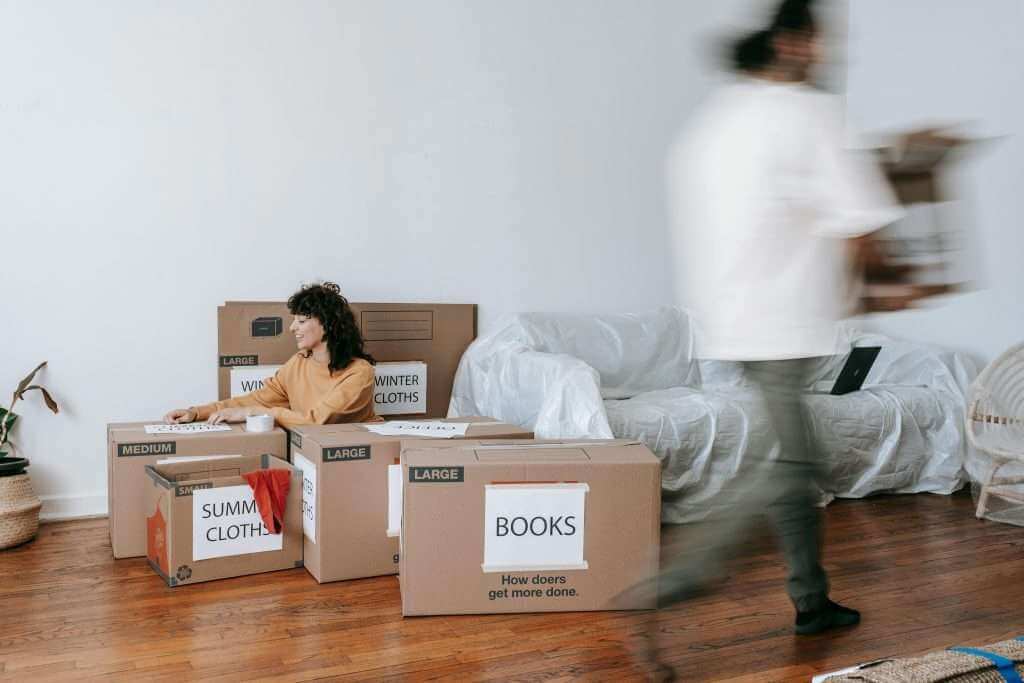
[{"xmin": 967, "ymin": 341, "xmax": 1024, "ymax": 518}]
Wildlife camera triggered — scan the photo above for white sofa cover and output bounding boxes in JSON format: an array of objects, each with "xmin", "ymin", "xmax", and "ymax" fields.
[{"xmin": 449, "ymin": 308, "xmax": 976, "ymax": 523}]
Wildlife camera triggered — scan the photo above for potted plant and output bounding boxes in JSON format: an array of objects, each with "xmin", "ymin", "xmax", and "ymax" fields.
[{"xmin": 1, "ymin": 362, "xmax": 59, "ymax": 549}]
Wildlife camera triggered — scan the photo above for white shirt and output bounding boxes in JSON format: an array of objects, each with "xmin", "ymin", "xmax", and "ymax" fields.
[{"xmin": 667, "ymin": 79, "xmax": 904, "ymax": 361}]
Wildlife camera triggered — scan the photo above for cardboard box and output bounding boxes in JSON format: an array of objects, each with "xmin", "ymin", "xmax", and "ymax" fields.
[
  {"xmin": 228, "ymin": 360, "xmax": 430, "ymax": 418},
  {"xmin": 107, "ymin": 422, "xmax": 288, "ymax": 559},
  {"xmin": 217, "ymin": 301, "xmax": 295, "ymax": 400},
  {"xmin": 289, "ymin": 416, "xmax": 532, "ymax": 584},
  {"xmin": 144, "ymin": 454, "xmax": 302, "ymax": 586},
  {"xmin": 862, "ymin": 129, "xmax": 983, "ymax": 310},
  {"xmin": 396, "ymin": 439, "xmax": 661, "ymax": 616},
  {"xmin": 218, "ymin": 301, "xmax": 477, "ymax": 418}
]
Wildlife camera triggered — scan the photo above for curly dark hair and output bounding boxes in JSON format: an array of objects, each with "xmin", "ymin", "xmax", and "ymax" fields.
[
  {"xmin": 287, "ymin": 282, "xmax": 374, "ymax": 373},
  {"xmin": 729, "ymin": 0, "xmax": 817, "ymax": 73}
]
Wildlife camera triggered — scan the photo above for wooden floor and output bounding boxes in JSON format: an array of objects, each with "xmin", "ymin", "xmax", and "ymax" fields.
[{"xmin": 2, "ymin": 492, "xmax": 1023, "ymax": 682}]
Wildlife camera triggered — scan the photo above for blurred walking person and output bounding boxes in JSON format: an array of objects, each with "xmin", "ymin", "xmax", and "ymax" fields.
[{"xmin": 629, "ymin": 0, "xmax": 905, "ymax": 677}]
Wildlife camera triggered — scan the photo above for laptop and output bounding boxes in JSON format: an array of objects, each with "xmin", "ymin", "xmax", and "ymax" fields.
[{"xmin": 830, "ymin": 346, "xmax": 882, "ymax": 396}]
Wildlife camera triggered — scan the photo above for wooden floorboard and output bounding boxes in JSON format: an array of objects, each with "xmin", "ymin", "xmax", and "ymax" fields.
[{"xmin": 1, "ymin": 491, "xmax": 1022, "ymax": 681}]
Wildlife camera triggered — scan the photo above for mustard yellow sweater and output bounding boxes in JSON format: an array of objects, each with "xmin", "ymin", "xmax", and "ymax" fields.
[{"xmin": 195, "ymin": 354, "xmax": 381, "ymax": 429}]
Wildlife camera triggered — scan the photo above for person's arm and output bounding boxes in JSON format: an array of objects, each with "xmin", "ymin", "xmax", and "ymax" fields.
[
  {"xmin": 192, "ymin": 370, "xmax": 290, "ymax": 421},
  {"xmin": 264, "ymin": 367, "xmax": 376, "ymax": 430}
]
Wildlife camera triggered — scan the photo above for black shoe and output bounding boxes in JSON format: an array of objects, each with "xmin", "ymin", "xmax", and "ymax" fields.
[{"xmin": 795, "ymin": 599, "xmax": 861, "ymax": 635}]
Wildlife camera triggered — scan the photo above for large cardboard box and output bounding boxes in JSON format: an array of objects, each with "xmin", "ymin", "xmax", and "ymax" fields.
[
  {"xmin": 228, "ymin": 360, "xmax": 430, "ymax": 417},
  {"xmin": 396, "ymin": 439, "xmax": 661, "ymax": 616},
  {"xmin": 107, "ymin": 422, "xmax": 288, "ymax": 559},
  {"xmin": 217, "ymin": 301, "xmax": 477, "ymax": 418},
  {"xmin": 290, "ymin": 416, "xmax": 533, "ymax": 584},
  {"xmin": 144, "ymin": 454, "xmax": 302, "ymax": 586}
]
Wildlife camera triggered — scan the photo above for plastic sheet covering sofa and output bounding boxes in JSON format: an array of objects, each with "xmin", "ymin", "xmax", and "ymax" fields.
[{"xmin": 449, "ymin": 308, "xmax": 976, "ymax": 523}]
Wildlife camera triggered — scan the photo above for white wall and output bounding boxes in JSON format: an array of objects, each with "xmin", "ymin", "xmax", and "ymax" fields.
[
  {"xmin": 846, "ymin": 0, "xmax": 1024, "ymax": 367},
  {"xmin": 2, "ymin": 0, "xmax": 769, "ymax": 518}
]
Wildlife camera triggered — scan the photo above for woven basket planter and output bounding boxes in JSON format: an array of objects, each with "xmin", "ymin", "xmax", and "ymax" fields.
[{"xmin": 0, "ymin": 473, "xmax": 42, "ymax": 550}]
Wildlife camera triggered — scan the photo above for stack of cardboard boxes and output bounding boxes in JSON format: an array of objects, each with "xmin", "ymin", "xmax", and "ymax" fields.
[
  {"xmin": 107, "ymin": 299, "xmax": 665, "ymax": 614},
  {"xmin": 862, "ymin": 129, "xmax": 982, "ymax": 311}
]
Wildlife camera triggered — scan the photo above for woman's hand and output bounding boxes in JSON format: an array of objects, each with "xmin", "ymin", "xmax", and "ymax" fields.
[
  {"xmin": 164, "ymin": 408, "xmax": 197, "ymax": 424},
  {"xmin": 207, "ymin": 407, "xmax": 255, "ymax": 425}
]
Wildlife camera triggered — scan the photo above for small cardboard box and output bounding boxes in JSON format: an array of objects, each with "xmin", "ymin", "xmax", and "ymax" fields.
[
  {"xmin": 217, "ymin": 301, "xmax": 477, "ymax": 418},
  {"xmin": 396, "ymin": 439, "xmax": 661, "ymax": 616},
  {"xmin": 144, "ymin": 454, "xmax": 303, "ymax": 586},
  {"xmin": 107, "ymin": 422, "xmax": 288, "ymax": 559},
  {"xmin": 289, "ymin": 417, "xmax": 533, "ymax": 584}
]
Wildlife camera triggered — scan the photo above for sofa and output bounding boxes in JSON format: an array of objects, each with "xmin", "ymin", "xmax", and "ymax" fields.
[{"xmin": 448, "ymin": 307, "xmax": 976, "ymax": 523}]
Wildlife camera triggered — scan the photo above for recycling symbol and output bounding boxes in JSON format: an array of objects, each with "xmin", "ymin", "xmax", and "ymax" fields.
[{"xmin": 176, "ymin": 565, "xmax": 193, "ymax": 581}]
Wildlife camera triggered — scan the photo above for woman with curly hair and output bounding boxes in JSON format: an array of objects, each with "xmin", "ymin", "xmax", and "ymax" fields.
[{"xmin": 163, "ymin": 282, "xmax": 381, "ymax": 429}]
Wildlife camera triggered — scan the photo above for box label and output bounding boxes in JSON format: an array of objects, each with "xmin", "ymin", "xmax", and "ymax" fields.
[
  {"xmin": 144, "ymin": 424, "xmax": 232, "ymax": 435},
  {"xmin": 220, "ymin": 354, "xmax": 259, "ymax": 368},
  {"xmin": 365, "ymin": 421, "xmax": 469, "ymax": 439},
  {"xmin": 292, "ymin": 452, "xmax": 317, "ymax": 543},
  {"xmin": 482, "ymin": 484, "xmax": 589, "ymax": 573},
  {"xmin": 230, "ymin": 365, "xmax": 281, "ymax": 397},
  {"xmin": 290, "ymin": 431, "xmax": 302, "ymax": 448},
  {"xmin": 192, "ymin": 485, "xmax": 283, "ymax": 561},
  {"xmin": 373, "ymin": 362, "xmax": 427, "ymax": 415},
  {"xmin": 176, "ymin": 482, "xmax": 213, "ymax": 497},
  {"xmin": 408, "ymin": 466, "xmax": 464, "ymax": 483},
  {"xmin": 387, "ymin": 465, "xmax": 402, "ymax": 538},
  {"xmin": 118, "ymin": 441, "xmax": 176, "ymax": 457},
  {"xmin": 322, "ymin": 445, "xmax": 371, "ymax": 463}
]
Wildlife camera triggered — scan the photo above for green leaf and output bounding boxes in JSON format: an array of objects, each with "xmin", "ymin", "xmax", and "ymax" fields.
[{"xmin": 0, "ymin": 408, "xmax": 16, "ymax": 439}]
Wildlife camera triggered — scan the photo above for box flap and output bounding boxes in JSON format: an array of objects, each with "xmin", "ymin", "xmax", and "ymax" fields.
[
  {"xmin": 475, "ymin": 447, "xmax": 590, "ymax": 462},
  {"xmin": 150, "ymin": 454, "xmax": 267, "ymax": 483},
  {"xmin": 403, "ymin": 440, "xmax": 653, "ymax": 466}
]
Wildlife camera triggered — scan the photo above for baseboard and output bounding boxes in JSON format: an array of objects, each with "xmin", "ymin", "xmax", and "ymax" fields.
[{"xmin": 39, "ymin": 493, "xmax": 107, "ymax": 521}]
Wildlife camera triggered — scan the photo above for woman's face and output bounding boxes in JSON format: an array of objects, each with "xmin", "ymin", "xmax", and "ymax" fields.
[{"xmin": 290, "ymin": 314, "xmax": 325, "ymax": 351}]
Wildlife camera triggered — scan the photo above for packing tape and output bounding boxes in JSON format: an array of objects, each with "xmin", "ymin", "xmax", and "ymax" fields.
[{"xmin": 246, "ymin": 414, "xmax": 275, "ymax": 433}]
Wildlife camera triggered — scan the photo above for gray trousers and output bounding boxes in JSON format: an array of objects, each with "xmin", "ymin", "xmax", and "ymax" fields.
[{"xmin": 653, "ymin": 358, "xmax": 829, "ymax": 612}]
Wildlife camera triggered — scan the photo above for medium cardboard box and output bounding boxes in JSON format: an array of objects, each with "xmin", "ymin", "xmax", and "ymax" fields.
[
  {"xmin": 397, "ymin": 439, "xmax": 661, "ymax": 616},
  {"xmin": 217, "ymin": 301, "xmax": 477, "ymax": 418},
  {"xmin": 289, "ymin": 416, "xmax": 533, "ymax": 584},
  {"xmin": 107, "ymin": 422, "xmax": 288, "ymax": 559},
  {"xmin": 144, "ymin": 454, "xmax": 303, "ymax": 586}
]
